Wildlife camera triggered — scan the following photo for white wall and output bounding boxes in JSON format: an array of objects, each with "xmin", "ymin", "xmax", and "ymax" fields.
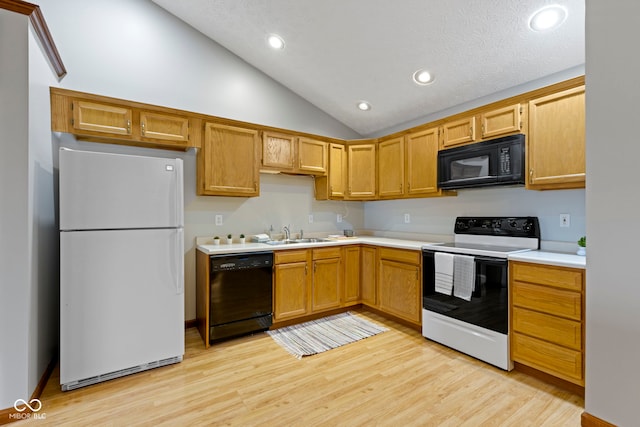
[
  {"xmin": 0, "ymin": 10, "xmax": 30, "ymax": 410},
  {"xmin": 0, "ymin": 9, "xmax": 59, "ymax": 410},
  {"xmin": 585, "ymin": 1, "xmax": 640, "ymax": 425},
  {"xmin": 365, "ymin": 187, "xmax": 585, "ymax": 245}
]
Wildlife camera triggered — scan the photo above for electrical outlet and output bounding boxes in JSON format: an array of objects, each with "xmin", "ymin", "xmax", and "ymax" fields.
[
  {"xmin": 308, "ymin": 214, "xmax": 314, "ymax": 224},
  {"xmin": 404, "ymin": 213, "xmax": 411, "ymax": 224},
  {"xmin": 560, "ymin": 213, "xmax": 570, "ymax": 228},
  {"xmin": 215, "ymin": 214, "xmax": 223, "ymax": 226},
  {"xmin": 337, "ymin": 214, "xmax": 343, "ymax": 223}
]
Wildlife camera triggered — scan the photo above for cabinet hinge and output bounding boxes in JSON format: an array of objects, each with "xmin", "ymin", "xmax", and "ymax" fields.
[
  {"xmin": 71, "ymin": 118, "xmax": 74, "ymax": 126},
  {"xmin": 519, "ymin": 106, "xmax": 523, "ymax": 114}
]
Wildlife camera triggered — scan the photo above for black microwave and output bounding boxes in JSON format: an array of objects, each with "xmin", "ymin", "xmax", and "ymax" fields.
[{"xmin": 438, "ymin": 134, "xmax": 525, "ymax": 190}]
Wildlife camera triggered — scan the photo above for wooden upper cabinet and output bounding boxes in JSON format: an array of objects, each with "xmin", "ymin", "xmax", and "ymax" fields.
[
  {"xmin": 377, "ymin": 136, "xmax": 405, "ymax": 199},
  {"xmin": 72, "ymin": 100, "xmax": 133, "ymax": 137},
  {"xmin": 406, "ymin": 127, "xmax": 440, "ymax": 196},
  {"xmin": 198, "ymin": 123, "xmax": 260, "ymax": 197},
  {"xmin": 314, "ymin": 142, "xmax": 346, "ymax": 200},
  {"xmin": 298, "ymin": 137, "xmax": 327, "ymax": 175},
  {"xmin": 139, "ymin": 110, "xmax": 189, "ymax": 144},
  {"xmin": 51, "ymin": 88, "xmax": 199, "ymax": 150},
  {"xmin": 261, "ymin": 133, "xmax": 327, "ymax": 175},
  {"xmin": 346, "ymin": 142, "xmax": 377, "ymax": 200},
  {"xmin": 480, "ymin": 103, "xmax": 523, "ymax": 139},
  {"xmin": 528, "ymin": 85, "xmax": 585, "ymax": 190},
  {"xmin": 441, "ymin": 115, "xmax": 476, "ymax": 148},
  {"xmin": 262, "ymin": 131, "xmax": 296, "ymax": 171}
]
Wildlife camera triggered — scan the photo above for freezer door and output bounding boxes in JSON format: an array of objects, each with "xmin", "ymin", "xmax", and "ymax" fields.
[
  {"xmin": 60, "ymin": 228, "xmax": 184, "ymax": 386},
  {"xmin": 59, "ymin": 148, "xmax": 184, "ymax": 230}
]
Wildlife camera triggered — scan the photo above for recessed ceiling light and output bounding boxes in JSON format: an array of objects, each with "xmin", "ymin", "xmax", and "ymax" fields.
[
  {"xmin": 357, "ymin": 101, "xmax": 371, "ymax": 111},
  {"xmin": 529, "ymin": 5, "xmax": 567, "ymax": 32},
  {"xmin": 267, "ymin": 34, "xmax": 285, "ymax": 49},
  {"xmin": 412, "ymin": 69, "xmax": 434, "ymax": 85}
]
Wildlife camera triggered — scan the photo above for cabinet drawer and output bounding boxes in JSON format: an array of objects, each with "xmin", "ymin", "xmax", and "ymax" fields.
[
  {"xmin": 312, "ymin": 246, "xmax": 341, "ymax": 260},
  {"xmin": 512, "ymin": 281, "xmax": 581, "ymax": 321},
  {"xmin": 512, "ymin": 332, "xmax": 583, "ymax": 385},
  {"xmin": 512, "ymin": 307, "xmax": 582, "ymax": 350},
  {"xmin": 378, "ymin": 247, "xmax": 420, "ymax": 265},
  {"xmin": 511, "ymin": 262, "xmax": 583, "ymax": 292},
  {"xmin": 275, "ymin": 250, "xmax": 308, "ymax": 264}
]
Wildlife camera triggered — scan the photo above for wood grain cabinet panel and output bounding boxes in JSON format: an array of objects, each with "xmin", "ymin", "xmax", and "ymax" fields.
[
  {"xmin": 360, "ymin": 246, "xmax": 377, "ymax": 307},
  {"xmin": 274, "ymin": 261, "xmax": 309, "ymax": 321},
  {"xmin": 378, "ymin": 136, "xmax": 405, "ymax": 199},
  {"xmin": 72, "ymin": 100, "xmax": 132, "ymax": 137},
  {"xmin": 298, "ymin": 137, "xmax": 327, "ymax": 175},
  {"xmin": 346, "ymin": 143, "xmax": 376, "ymax": 200},
  {"xmin": 314, "ymin": 143, "xmax": 346, "ymax": 200},
  {"xmin": 262, "ymin": 131, "xmax": 296, "ymax": 170},
  {"xmin": 139, "ymin": 111, "xmax": 189, "ymax": 144},
  {"xmin": 441, "ymin": 116, "xmax": 476, "ymax": 148},
  {"xmin": 343, "ymin": 246, "xmax": 361, "ymax": 305},
  {"xmin": 378, "ymin": 259, "xmax": 421, "ymax": 324},
  {"xmin": 510, "ymin": 261, "xmax": 585, "ymax": 386},
  {"xmin": 480, "ymin": 103, "xmax": 522, "ymax": 139},
  {"xmin": 406, "ymin": 127, "xmax": 440, "ymax": 196},
  {"xmin": 528, "ymin": 85, "xmax": 585, "ymax": 190},
  {"xmin": 199, "ymin": 123, "xmax": 260, "ymax": 197},
  {"xmin": 312, "ymin": 257, "xmax": 342, "ymax": 312}
]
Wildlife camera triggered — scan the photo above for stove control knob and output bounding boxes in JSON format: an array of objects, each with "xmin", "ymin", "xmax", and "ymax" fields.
[
  {"xmin": 523, "ymin": 221, "xmax": 533, "ymax": 231},
  {"xmin": 509, "ymin": 220, "xmax": 518, "ymax": 228},
  {"xmin": 456, "ymin": 220, "xmax": 468, "ymax": 230}
]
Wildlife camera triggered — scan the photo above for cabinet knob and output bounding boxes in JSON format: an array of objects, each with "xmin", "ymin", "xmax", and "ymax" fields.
[
  {"xmin": 141, "ymin": 121, "xmax": 146, "ymax": 135},
  {"xmin": 126, "ymin": 120, "xmax": 131, "ymax": 134}
]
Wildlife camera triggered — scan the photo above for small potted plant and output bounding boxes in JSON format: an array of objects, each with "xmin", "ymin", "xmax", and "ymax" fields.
[
  {"xmin": 213, "ymin": 236, "xmax": 220, "ymax": 246},
  {"xmin": 577, "ymin": 236, "xmax": 586, "ymax": 256},
  {"xmin": 239, "ymin": 234, "xmax": 246, "ymax": 244},
  {"xmin": 226, "ymin": 233, "xmax": 233, "ymax": 244}
]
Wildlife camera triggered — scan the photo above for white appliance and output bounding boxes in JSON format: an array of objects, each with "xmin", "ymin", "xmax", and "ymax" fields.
[{"xmin": 59, "ymin": 148, "xmax": 184, "ymax": 391}]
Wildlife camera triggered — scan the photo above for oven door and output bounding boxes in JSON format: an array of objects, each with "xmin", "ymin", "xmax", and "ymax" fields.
[{"xmin": 422, "ymin": 249, "xmax": 508, "ymax": 334}]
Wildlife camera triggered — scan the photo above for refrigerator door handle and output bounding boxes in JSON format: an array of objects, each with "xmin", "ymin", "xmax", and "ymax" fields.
[{"xmin": 172, "ymin": 228, "xmax": 185, "ymax": 295}]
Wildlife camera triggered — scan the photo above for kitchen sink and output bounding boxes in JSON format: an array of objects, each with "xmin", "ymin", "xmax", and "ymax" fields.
[{"xmin": 264, "ymin": 238, "xmax": 331, "ymax": 245}]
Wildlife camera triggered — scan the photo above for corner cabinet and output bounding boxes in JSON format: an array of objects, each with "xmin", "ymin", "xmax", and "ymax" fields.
[
  {"xmin": 527, "ymin": 85, "xmax": 585, "ymax": 190},
  {"xmin": 510, "ymin": 261, "xmax": 585, "ymax": 386},
  {"xmin": 198, "ymin": 123, "xmax": 260, "ymax": 197},
  {"xmin": 346, "ymin": 142, "xmax": 377, "ymax": 200},
  {"xmin": 315, "ymin": 143, "xmax": 346, "ymax": 200}
]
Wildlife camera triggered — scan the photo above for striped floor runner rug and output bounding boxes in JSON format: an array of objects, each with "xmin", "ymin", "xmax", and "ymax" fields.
[{"xmin": 266, "ymin": 312, "xmax": 388, "ymax": 359}]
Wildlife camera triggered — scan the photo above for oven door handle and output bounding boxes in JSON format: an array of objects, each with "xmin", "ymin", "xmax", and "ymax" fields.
[{"xmin": 473, "ymin": 255, "xmax": 508, "ymax": 265}]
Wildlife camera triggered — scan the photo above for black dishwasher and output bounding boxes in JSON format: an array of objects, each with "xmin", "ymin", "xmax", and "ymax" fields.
[{"xmin": 209, "ymin": 251, "xmax": 273, "ymax": 342}]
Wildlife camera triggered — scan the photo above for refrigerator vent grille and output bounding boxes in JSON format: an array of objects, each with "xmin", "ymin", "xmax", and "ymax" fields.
[{"xmin": 61, "ymin": 356, "xmax": 183, "ymax": 391}]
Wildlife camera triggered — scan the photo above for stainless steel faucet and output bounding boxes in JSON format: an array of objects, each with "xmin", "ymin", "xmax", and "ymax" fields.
[{"xmin": 282, "ymin": 225, "xmax": 290, "ymax": 241}]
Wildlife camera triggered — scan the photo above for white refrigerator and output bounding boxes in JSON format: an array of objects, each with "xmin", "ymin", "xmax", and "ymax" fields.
[{"xmin": 59, "ymin": 148, "xmax": 184, "ymax": 391}]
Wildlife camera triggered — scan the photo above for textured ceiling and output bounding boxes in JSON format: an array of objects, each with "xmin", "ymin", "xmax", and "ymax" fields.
[{"xmin": 151, "ymin": 0, "xmax": 585, "ymax": 136}]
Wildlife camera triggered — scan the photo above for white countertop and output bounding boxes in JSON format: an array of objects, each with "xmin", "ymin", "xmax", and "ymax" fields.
[
  {"xmin": 508, "ymin": 250, "xmax": 586, "ymax": 269},
  {"xmin": 197, "ymin": 236, "xmax": 435, "ymax": 255}
]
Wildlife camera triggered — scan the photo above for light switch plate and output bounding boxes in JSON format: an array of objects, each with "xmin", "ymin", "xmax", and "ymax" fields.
[
  {"xmin": 560, "ymin": 213, "xmax": 570, "ymax": 228},
  {"xmin": 215, "ymin": 214, "xmax": 223, "ymax": 226},
  {"xmin": 308, "ymin": 214, "xmax": 314, "ymax": 224},
  {"xmin": 404, "ymin": 213, "xmax": 411, "ymax": 223},
  {"xmin": 337, "ymin": 214, "xmax": 343, "ymax": 223}
]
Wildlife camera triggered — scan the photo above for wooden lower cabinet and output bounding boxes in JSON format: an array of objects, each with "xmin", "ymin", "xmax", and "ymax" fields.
[
  {"xmin": 311, "ymin": 247, "xmax": 342, "ymax": 312},
  {"xmin": 377, "ymin": 248, "xmax": 421, "ymax": 325},
  {"xmin": 510, "ymin": 261, "xmax": 585, "ymax": 386},
  {"xmin": 360, "ymin": 246, "xmax": 377, "ymax": 306},
  {"xmin": 274, "ymin": 256, "xmax": 310, "ymax": 321},
  {"xmin": 343, "ymin": 246, "xmax": 361, "ymax": 305}
]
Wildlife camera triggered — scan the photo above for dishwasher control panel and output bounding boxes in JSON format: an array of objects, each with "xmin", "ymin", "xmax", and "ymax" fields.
[{"xmin": 210, "ymin": 251, "xmax": 274, "ymax": 271}]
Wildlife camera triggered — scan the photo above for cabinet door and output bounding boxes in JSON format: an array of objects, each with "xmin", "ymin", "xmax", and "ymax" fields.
[
  {"xmin": 360, "ymin": 246, "xmax": 377, "ymax": 306},
  {"xmin": 200, "ymin": 123, "xmax": 260, "ymax": 196},
  {"xmin": 480, "ymin": 104, "xmax": 522, "ymax": 139},
  {"xmin": 262, "ymin": 131, "xmax": 295, "ymax": 170},
  {"xmin": 139, "ymin": 111, "xmax": 190, "ymax": 144},
  {"xmin": 441, "ymin": 116, "xmax": 476, "ymax": 148},
  {"xmin": 378, "ymin": 137, "xmax": 405, "ymax": 199},
  {"xmin": 378, "ymin": 259, "xmax": 421, "ymax": 324},
  {"xmin": 72, "ymin": 100, "xmax": 132, "ymax": 137},
  {"xmin": 343, "ymin": 246, "xmax": 361, "ymax": 304},
  {"xmin": 528, "ymin": 86, "xmax": 585, "ymax": 189},
  {"xmin": 274, "ymin": 262, "xmax": 309, "ymax": 320},
  {"xmin": 328, "ymin": 143, "xmax": 346, "ymax": 198},
  {"xmin": 346, "ymin": 143, "xmax": 376, "ymax": 200},
  {"xmin": 298, "ymin": 138, "xmax": 327, "ymax": 175},
  {"xmin": 406, "ymin": 127, "xmax": 439, "ymax": 196},
  {"xmin": 312, "ymin": 257, "xmax": 342, "ymax": 312}
]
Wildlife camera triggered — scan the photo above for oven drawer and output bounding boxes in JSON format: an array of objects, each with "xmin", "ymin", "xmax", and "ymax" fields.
[
  {"xmin": 512, "ymin": 332, "xmax": 583, "ymax": 385},
  {"xmin": 511, "ymin": 262, "xmax": 583, "ymax": 292},
  {"xmin": 512, "ymin": 281, "xmax": 581, "ymax": 321},
  {"xmin": 512, "ymin": 307, "xmax": 582, "ymax": 350}
]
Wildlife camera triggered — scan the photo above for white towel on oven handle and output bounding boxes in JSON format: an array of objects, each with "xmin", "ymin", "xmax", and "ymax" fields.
[
  {"xmin": 434, "ymin": 252, "xmax": 454, "ymax": 295},
  {"xmin": 453, "ymin": 254, "xmax": 475, "ymax": 301}
]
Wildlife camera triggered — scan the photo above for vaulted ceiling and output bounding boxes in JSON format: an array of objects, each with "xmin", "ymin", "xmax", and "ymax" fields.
[{"xmin": 152, "ymin": 0, "xmax": 585, "ymax": 136}]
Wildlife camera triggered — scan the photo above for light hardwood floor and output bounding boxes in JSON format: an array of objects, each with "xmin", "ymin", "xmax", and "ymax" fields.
[{"xmin": 16, "ymin": 310, "xmax": 584, "ymax": 426}]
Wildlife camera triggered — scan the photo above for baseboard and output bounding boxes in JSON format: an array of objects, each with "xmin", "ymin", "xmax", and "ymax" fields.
[
  {"xmin": 0, "ymin": 356, "xmax": 56, "ymax": 425},
  {"xmin": 581, "ymin": 412, "xmax": 617, "ymax": 427},
  {"xmin": 185, "ymin": 318, "xmax": 197, "ymax": 329}
]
